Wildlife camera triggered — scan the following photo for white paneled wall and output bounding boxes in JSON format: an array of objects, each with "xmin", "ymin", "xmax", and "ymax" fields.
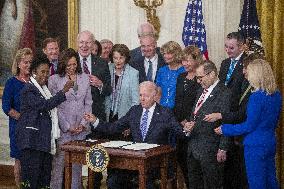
[{"xmin": 80, "ymin": 0, "xmax": 243, "ymax": 68}]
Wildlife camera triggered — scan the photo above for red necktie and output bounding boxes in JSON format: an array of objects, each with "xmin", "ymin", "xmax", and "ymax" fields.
[
  {"xmin": 50, "ymin": 63, "xmax": 55, "ymax": 76},
  {"xmin": 193, "ymin": 89, "xmax": 208, "ymax": 116}
]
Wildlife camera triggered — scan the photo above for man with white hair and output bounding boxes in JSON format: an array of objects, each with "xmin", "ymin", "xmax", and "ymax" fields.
[
  {"xmin": 77, "ymin": 30, "xmax": 111, "ymax": 121},
  {"xmin": 77, "ymin": 30, "xmax": 111, "ymax": 189},
  {"xmin": 130, "ymin": 22, "xmax": 162, "ymax": 63},
  {"xmin": 84, "ymin": 81, "xmax": 187, "ymax": 189}
]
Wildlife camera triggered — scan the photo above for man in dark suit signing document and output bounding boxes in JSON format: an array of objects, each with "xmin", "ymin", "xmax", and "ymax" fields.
[{"xmin": 84, "ymin": 81, "xmax": 188, "ymax": 189}]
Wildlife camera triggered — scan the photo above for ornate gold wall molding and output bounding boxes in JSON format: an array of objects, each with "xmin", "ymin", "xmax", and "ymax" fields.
[
  {"xmin": 68, "ymin": 0, "xmax": 79, "ymax": 49},
  {"xmin": 133, "ymin": 0, "xmax": 163, "ymax": 38}
]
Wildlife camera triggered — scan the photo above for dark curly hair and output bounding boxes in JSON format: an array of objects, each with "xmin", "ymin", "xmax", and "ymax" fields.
[
  {"xmin": 30, "ymin": 55, "xmax": 50, "ymax": 73},
  {"xmin": 57, "ymin": 48, "xmax": 82, "ymax": 77},
  {"xmin": 110, "ymin": 44, "xmax": 130, "ymax": 64}
]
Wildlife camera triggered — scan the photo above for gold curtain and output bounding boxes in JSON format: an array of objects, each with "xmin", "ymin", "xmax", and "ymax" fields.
[{"xmin": 256, "ymin": 0, "xmax": 284, "ymax": 187}]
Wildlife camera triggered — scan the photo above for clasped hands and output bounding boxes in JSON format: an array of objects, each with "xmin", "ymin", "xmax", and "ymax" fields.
[
  {"xmin": 89, "ymin": 75, "xmax": 103, "ymax": 88},
  {"xmin": 182, "ymin": 120, "xmax": 195, "ymax": 134},
  {"xmin": 181, "ymin": 120, "xmax": 226, "ymax": 162},
  {"xmin": 69, "ymin": 124, "xmax": 86, "ymax": 135}
]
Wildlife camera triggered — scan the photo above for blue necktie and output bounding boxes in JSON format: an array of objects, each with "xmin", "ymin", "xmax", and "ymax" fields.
[
  {"xmin": 140, "ymin": 109, "xmax": 149, "ymax": 140},
  {"xmin": 225, "ymin": 59, "xmax": 237, "ymax": 85},
  {"xmin": 147, "ymin": 60, "xmax": 153, "ymax": 81}
]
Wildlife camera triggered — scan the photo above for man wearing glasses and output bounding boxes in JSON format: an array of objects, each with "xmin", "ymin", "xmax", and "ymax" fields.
[{"xmin": 184, "ymin": 60, "xmax": 231, "ymax": 189}]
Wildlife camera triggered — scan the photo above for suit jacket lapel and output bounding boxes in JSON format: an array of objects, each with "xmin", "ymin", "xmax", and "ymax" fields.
[
  {"xmin": 227, "ymin": 53, "xmax": 246, "ymax": 84},
  {"xmin": 119, "ymin": 65, "xmax": 130, "ymax": 97},
  {"xmin": 135, "ymin": 105, "xmax": 144, "ymax": 142},
  {"xmin": 144, "ymin": 104, "xmax": 160, "ymax": 140},
  {"xmin": 196, "ymin": 83, "xmax": 221, "ymax": 115}
]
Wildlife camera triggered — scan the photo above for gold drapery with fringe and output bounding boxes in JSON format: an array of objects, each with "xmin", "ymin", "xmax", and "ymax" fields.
[{"xmin": 256, "ymin": 0, "xmax": 284, "ymax": 187}]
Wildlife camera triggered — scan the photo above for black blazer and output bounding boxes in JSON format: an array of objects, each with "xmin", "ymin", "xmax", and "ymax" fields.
[
  {"xmin": 222, "ymin": 79, "xmax": 252, "ymax": 124},
  {"xmin": 219, "ymin": 53, "xmax": 247, "ymax": 111},
  {"xmin": 130, "ymin": 53, "xmax": 166, "ymax": 83},
  {"xmin": 16, "ymin": 83, "xmax": 66, "ymax": 153},
  {"xmin": 187, "ymin": 82, "xmax": 231, "ymax": 160},
  {"xmin": 174, "ymin": 73, "xmax": 201, "ymax": 122},
  {"xmin": 89, "ymin": 54, "xmax": 112, "ymax": 121},
  {"xmin": 93, "ymin": 104, "xmax": 184, "ymax": 145}
]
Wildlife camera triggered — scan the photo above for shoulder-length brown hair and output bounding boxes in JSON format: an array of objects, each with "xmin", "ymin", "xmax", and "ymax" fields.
[
  {"xmin": 182, "ymin": 45, "xmax": 203, "ymax": 64},
  {"xmin": 57, "ymin": 48, "xmax": 82, "ymax": 76},
  {"xmin": 12, "ymin": 48, "xmax": 33, "ymax": 75}
]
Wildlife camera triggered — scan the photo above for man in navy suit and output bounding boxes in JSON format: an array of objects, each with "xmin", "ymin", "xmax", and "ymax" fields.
[
  {"xmin": 218, "ymin": 32, "xmax": 247, "ymax": 189},
  {"xmin": 84, "ymin": 81, "xmax": 186, "ymax": 189},
  {"xmin": 130, "ymin": 22, "xmax": 156, "ymax": 62},
  {"xmin": 130, "ymin": 35, "xmax": 165, "ymax": 83}
]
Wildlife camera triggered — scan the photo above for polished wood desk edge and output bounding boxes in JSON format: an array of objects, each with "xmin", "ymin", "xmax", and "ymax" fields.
[{"xmin": 61, "ymin": 140, "xmax": 175, "ymax": 159}]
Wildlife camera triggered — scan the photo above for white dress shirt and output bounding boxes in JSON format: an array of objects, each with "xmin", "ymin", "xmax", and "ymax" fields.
[
  {"xmin": 79, "ymin": 54, "xmax": 92, "ymax": 73},
  {"xmin": 195, "ymin": 79, "xmax": 219, "ymax": 111},
  {"xmin": 140, "ymin": 103, "xmax": 156, "ymax": 136},
  {"xmin": 144, "ymin": 54, "xmax": 158, "ymax": 81},
  {"xmin": 91, "ymin": 103, "xmax": 157, "ymax": 135}
]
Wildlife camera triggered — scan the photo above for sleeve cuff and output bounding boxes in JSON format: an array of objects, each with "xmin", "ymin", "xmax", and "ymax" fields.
[{"xmin": 91, "ymin": 118, "xmax": 100, "ymax": 129}]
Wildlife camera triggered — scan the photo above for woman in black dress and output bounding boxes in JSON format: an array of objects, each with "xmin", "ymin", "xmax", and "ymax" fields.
[{"xmin": 174, "ymin": 46, "xmax": 203, "ymax": 189}]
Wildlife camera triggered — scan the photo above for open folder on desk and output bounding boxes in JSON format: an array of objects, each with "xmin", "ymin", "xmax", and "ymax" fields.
[
  {"xmin": 99, "ymin": 141, "xmax": 133, "ymax": 148},
  {"xmin": 99, "ymin": 141, "xmax": 160, "ymax": 150},
  {"xmin": 121, "ymin": 143, "xmax": 160, "ymax": 150}
]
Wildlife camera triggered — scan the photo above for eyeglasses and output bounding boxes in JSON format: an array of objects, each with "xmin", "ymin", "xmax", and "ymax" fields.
[{"xmin": 196, "ymin": 71, "xmax": 211, "ymax": 81}]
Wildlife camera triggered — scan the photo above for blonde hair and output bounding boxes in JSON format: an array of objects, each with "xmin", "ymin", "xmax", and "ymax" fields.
[
  {"xmin": 247, "ymin": 59, "xmax": 277, "ymax": 94},
  {"xmin": 161, "ymin": 41, "xmax": 183, "ymax": 64},
  {"xmin": 182, "ymin": 45, "xmax": 203, "ymax": 64},
  {"xmin": 12, "ymin": 48, "xmax": 33, "ymax": 75}
]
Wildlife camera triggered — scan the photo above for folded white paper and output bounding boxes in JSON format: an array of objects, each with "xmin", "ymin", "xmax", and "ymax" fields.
[
  {"xmin": 121, "ymin": 143, "xmax": 159, "ymax": 150},
  {"xmin": 99, "ymin": 141, "xmax": 133, "ymax": 148}
]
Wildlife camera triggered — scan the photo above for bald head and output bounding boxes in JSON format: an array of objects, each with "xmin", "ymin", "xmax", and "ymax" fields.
[
  {"xmin": 77, "ymin": 30, "xmax": 95, "ymax": 58},
  {"xmin": 139, "ymin": 81, "xmax": 158, "ymax": 109}
]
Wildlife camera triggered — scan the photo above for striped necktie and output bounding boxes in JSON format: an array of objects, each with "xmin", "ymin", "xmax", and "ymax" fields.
[
  {"xmin": 83, "ymin": 58, "xmax": 90, "ymax": 74},
  {"xmin": 140, "ymin": 109, "xmax": 149, "ymax": 141},
  {"xmin": 193, "ymin": 89, "xmax": 208, "ymax": 116}
]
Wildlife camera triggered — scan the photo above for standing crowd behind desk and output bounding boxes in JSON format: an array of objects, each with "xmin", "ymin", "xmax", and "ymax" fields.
[{"xmin": 2, "ymin": 22, "xmax": 282, "ymax": 189}]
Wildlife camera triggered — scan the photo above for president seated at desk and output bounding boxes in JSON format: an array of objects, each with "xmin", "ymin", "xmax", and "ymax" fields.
[{"xmin": 84, "ymin": 81, "xmax": 188, "ymax": 189}]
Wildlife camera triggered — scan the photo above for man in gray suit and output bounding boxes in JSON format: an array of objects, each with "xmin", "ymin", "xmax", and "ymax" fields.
[{"xmin": 185, "ymin": 60, "xmax": 231, "ymax": 189}]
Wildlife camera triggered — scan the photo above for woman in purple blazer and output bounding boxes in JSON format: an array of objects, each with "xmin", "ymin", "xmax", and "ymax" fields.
[{"xmin": 49, "ymin": 48, "xmax": 92, "ymax": 189}]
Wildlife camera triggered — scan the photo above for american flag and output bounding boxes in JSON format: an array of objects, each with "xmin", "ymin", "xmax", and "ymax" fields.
[
  {"xmin": 238, "ymin": 0, "xmax": 264, "ymax": 55},
  {"xmin": 182, "ymin": 0, "xmax": 208, "ymax": 59}
]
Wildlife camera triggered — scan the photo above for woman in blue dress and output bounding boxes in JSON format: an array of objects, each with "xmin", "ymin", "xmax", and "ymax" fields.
[
  {"xmin": 215, "ymin": 59, "xmax": 282, "ymax": 189},
  {"xmin": 156, "ymin": 41, "xmax": 185, "ymax": 109},
  {"xmin": 2, "ymin": 48, "xmax": 33, "ymax": 187}
]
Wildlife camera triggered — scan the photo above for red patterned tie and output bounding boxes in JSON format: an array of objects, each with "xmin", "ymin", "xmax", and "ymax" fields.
[
  {"xmin": 83, "ymin": 58, "xmax": 90, "ymax": 74},
  {"xmin": 193, "ymin": 89, "xmax": 208, "ymax": 116},
  {"xmin": 50, "ymin": 63, "xmax": 55, "ymax": 76}
]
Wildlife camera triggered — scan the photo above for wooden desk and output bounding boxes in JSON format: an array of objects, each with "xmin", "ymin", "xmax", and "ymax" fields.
[{"xmin": 61, "ymin": 140, "xmax": 176, "ymax": 189}]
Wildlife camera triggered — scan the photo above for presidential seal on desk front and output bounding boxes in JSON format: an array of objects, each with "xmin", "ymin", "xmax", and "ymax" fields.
[{"xmin": 86, "ymin": 145, "xmax": 109, "ymax": 172}]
